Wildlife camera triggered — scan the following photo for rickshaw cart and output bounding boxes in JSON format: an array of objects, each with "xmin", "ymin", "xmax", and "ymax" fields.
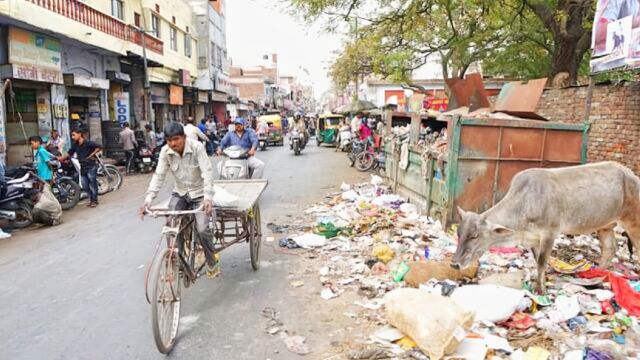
[
  {"xmin": 316, "ymin": 114, "xmax": 344, "ymax": 146},
  {"xmin": 146, "ymin": 179, "xmax": 268, "ymax": 354}
]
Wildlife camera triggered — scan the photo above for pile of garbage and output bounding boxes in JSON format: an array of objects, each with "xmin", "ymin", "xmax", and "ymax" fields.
[{"xmin": 279, "ymin": 178, "xmax": 640, "ymax": 359}]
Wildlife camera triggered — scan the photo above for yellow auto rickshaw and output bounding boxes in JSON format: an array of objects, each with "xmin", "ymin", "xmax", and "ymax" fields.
[
  {"xmin": 316, "ymin": 114, "xmax": 344, "ymax": 146},
  {"xmin": 259, "ymin": 114, "xmax": 284, "ymax": 146}
]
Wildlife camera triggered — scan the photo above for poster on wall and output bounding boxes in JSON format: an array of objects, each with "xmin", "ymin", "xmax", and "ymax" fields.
[
  {"xmin": 36, "ymin": 90, "xmax": 52, "ymax": 138},
  {"xmin": 88, "ymin": 99, "xmax": 102, "ymax": 144},
  {"xmin": 0, "ymin": 95, "xmax": 7, "ymax": 164},
  {"xmin": 50, "ymin": 84, "xmax": 70, "ymax": 152},
  {"xmin": 114, "ymin": 92, "xmax": 130, "ymax": 125},
  {"xmin": 591, "ymin": 0, "xmax": 640, "ymax": 73},
  {"xmin": 169, "ymin": 85, "xmax": 183, "ymax": 105},
  {"xmin": 8, "ymin": 27, "xmax": 63, "ymax": 84}
]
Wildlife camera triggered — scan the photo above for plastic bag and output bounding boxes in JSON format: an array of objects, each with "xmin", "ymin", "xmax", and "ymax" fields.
[
  {"xmin": 385, "ymin": 288, "xmax": 474, "ymax": 359},
  {"xmin": 451, "ymin": 285, "xmax": 525, "ymax": 323},
  {"xmin": 34, "ymin": 184, "xmax": 62, "ymax": 222}
]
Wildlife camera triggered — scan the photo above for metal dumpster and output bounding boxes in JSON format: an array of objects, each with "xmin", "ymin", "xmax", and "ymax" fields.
[{"xmin": 386, "ymin": 115, "xmax": 588, "ymax": 226}]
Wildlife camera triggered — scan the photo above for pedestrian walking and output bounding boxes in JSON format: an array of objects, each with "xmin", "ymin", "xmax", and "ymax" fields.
[
  {"xmin": 119, "ymin": 122, "xmax": 137, "ymax": 174},
  {"xmin": 144, "ymin": 124, "xmax": 157, "ymax": 151},
  {"xmin": 58, "ymin": 128, "xmax": 102, "ymax": 208}
]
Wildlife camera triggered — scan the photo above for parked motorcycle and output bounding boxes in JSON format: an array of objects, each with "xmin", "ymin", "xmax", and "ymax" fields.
[
  {"xmin": 1, "ymin": 171, "xmax": 34, "ymax": 228},
  {"xmin": 217, "ymin": 145, "xmax": 250, "ymax": 180},
  {"xmin": 133, "ymin": 145, "xmax": 155, "ymax": 173},
  {"xmin": 348, "ymin": 139, "xmax": 366, "ymax": 167},
  {"xmin": 9, "ymin": 164, "xmax": 80, "ymax": 211},
  {"xmin": 289, "ymin": 128, "xmax": 304, "ymax": 156},
  {"xmin": 258, "ymin": 133, "xmax": 268, "ymax": 151},
  {"xmin": 61, "ymin": 158, "xmax": 111, "ymax": 196}
]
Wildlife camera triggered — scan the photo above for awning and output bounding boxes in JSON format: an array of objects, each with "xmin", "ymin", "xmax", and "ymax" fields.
[
  {"xmin": 211, "ymin": 91, "xmax": 227, "ymax": 103},
  {"xmin": 63, "ymin": 74, "xmax": 110, "ymax": 90}
]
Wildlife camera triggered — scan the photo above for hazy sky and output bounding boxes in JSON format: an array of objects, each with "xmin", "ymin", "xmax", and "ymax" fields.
[{"xmin": 226, "ymin": 0, "xmax": 345, "ymax": 96}]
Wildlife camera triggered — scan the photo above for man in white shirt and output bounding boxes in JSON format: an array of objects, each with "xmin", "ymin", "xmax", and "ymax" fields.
[
  {"xmin": 183, "ymin": 117, "xmax": 210, "ymax": 143},
  {"xmin": 140, "ymin": 122, "xmax": 219, "ymax": 277}
]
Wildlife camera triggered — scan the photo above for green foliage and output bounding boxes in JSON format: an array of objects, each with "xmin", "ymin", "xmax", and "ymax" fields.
[{"xmin": 286, "ymin": 0, "xmax": 595, "ymax": 87}]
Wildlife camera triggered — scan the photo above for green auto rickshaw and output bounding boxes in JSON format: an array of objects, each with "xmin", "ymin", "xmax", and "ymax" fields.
[{"xmin": 316, "ymin": 114, "xmax": 344, "ymax": 146}]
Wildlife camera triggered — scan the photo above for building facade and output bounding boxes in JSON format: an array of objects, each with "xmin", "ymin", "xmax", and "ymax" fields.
[{"xmin": 0, "ymin": 0, "xmax": 227, "ymax": 164}]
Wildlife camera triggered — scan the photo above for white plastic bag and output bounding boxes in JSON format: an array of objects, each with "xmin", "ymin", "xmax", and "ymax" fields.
[
  {"xmin": 385, "ymin": 288, "xmax": 474, "ymax": 359},
  {"xmin": 451, "ymin": 285, "xmax": 525, "ymax": 323},
  {"xmin": 213, "ymin": 185, "xmax": 239, "ymax": 207}
]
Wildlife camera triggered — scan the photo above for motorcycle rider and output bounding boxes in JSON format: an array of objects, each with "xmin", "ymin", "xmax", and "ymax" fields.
[
  {"xmin": 139, "ymin": 123, "xmax": 220, "ymax": 277},
  {"xmin": 217, "ymin": 117, "xmax": 264, "ymax": 179},
  {"xmin": 293, "ymin": 114, "xmax": 308, "ymax": 147}
]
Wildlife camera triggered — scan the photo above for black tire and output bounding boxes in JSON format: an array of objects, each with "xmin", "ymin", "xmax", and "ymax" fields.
[
  {"xmin": 97, "ymin": 174, "xmax": 110, "ymax": 195},
  {"xmin": 294, "ymin": 142, "xmax": 300, "ymax": 156},
  {"xmin": 249, "ymin": 204, "xmax": 262, "ymax": 271},
  {"xmin": 151, "ymin": 248, "xmax": 182, "ymax": 354},
  {"xmin": 316, "ymin": 137, "xmax": 321, "ymax": 146},
  {"xmin": 55, "ymin": 178, "xmax": 81, "ymax": 211},
  {"xmin": 104, "ymin": 165, "xmax": 123, "ymax": 190},
  {"xmin": 355, "ymin": 152, "xmax": 376, "ymax": 172},
  {"xmin": 11, "ymin": 200, "xmax": 33, "ymax": 229}
]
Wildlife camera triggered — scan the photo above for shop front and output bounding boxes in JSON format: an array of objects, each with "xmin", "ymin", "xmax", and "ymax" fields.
[
  {"xmin": 0, "ymin": 27, "xmax": 63, "ymax": 165},
  {"xmin": 63, "ymin": 74, "xmax": 109, "ymax": 144},
  {"xmin": 211, "ymin": 91, "xmax": 227, "ymax": 123}
]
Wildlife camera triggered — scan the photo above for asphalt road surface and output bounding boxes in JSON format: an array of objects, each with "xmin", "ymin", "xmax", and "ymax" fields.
[{"xmin": 0, "ymin": 139, "xmax": 364, "ymax": 360}]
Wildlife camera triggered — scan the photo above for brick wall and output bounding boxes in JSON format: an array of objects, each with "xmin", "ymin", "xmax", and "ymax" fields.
[{"xmin": 535, "ymin": 82, "xmax": 640, "ymax": 174}]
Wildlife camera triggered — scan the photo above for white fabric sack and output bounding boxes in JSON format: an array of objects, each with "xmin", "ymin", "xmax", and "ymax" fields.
[{"xmin": 213, "ymin": 185, "xmax": 239, "ymax": 207}]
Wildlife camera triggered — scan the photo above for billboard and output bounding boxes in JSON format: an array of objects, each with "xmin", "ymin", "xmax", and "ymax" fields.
[
  {"xmin": 8, "ymin": 27, "xmax": 63, "ymax": 83},
  {"xmin": 591, "ymin": 0, "xmax": 640, "ymax": 73}
]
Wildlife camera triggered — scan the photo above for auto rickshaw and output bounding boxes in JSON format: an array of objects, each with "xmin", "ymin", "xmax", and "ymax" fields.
[
  {"xmin": 316, "ymin": 113, "xmax": 344, "ymax": 146},
  {"xmin": 259, "ymin": 114, "xmax": 284, "ymax": 146}
]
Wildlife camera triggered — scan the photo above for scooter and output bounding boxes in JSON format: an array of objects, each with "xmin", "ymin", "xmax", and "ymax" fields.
[
  {"xmin": 336, "ymin": 126, "xmax": 352, "ymax": 152},
  {"xmin": 217, "ymin": 145, "xmax": 251, "ymax": 180},
  {"xmin": 258, "ymin": 133, "xmax": 268, "ymax": 151},
  {"xmin": 289, "ymin": 128, "xmax": 304, "ymax": 156}
]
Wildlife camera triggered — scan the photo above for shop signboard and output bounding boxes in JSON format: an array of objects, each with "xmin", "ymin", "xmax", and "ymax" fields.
[
  {"xmin": 51, "ymin": 84, "xmax": 70, "ymax": 152},
  {"xmin": 170, "ymin": 85, "xmax": 183, "ymax": 105},
  {"xmin": 214, "ymin": 72, "xmax": 231, "ymax": 94},
  {"xmin": 8, "ymin": 27, "xmax": 63, "ymax": 84},
  {"xmin": 88, "ymin": 99, "xmax": 102, "ymax": 143},
  {"xmin": 114, "ymin": 92, "xmax": 130, "ymax": 125},
  {"xmin": 198, "ymin": 91, "xmax": 209, "ymax": 103},
  {"xmin": 179, "ymin": 70, "xmax": 192, "ymax": 86},
  {"xmin": 591, "ymin": 0, "xmax": 640, "ymax": 73}
]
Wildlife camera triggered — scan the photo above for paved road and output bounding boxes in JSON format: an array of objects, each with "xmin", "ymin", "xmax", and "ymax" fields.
[{"xmin": 0, "ymin": 140, "xmax": 364, "ymax": 360}]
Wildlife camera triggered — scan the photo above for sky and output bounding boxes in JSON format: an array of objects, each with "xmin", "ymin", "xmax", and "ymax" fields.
[{"xmin": 226, "ymin": 0, "xmax": 345, "ymax": 97}]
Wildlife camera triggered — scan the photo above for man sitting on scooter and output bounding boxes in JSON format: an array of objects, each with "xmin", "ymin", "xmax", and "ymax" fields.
[{"xmin": 217, "ymin": 117, "xmax": 264, "ymax": 179}]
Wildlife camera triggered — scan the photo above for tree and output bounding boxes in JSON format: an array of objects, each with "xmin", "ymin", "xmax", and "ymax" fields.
[{"xmin": 286, "ymin": 0, "xmax": 595, "ymax": 85}]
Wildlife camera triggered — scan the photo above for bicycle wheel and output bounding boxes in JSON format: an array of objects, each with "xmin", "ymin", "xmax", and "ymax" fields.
[
  {"xmin": 151, "ymin": 248, "xmax": 182, "ymax": 354},
  {"xmin": 355, "ymin": 152, "xmax": 376, "ymax": 172},
  {"xmin": 248, "ymin": 204, "xmax": 262, "ymax": 271},
  {"xmin": 104, "ymin": 165, "xmax": 123, "ymax": 191}
]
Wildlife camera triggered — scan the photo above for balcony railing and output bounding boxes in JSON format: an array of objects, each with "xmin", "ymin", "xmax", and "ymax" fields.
[
  {"xmin": 129, "ymin": 26, "xmax": 164, "ymax": 55},
  {"xmin": 26, "ymin": 0, "xmax": 164, "ymax": 55}
]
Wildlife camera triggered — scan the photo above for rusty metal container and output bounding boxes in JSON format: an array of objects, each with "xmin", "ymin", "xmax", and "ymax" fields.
[{"xmin": 387, "ymin": 115, "xmax": 588, "ymax": 226}]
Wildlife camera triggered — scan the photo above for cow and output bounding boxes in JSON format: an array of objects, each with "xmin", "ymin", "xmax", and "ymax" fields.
[{"xmin": 451, "ymin": 161, "xmax": 640, "ymax": 293}]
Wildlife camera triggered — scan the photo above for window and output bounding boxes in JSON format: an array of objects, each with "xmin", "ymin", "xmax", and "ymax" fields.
[
  {"xmin": 170, "ymin": 27, "xmax": 177, "ymax": 51},
  {"xmin": 134, "ymin": 12, "xmax": 141, "ymax": 27},
  {"xmin": 151, "ymin": 15, "xmax": 160, "ymax": 38},
  {"xmin": 184, "ymin": 34, "xmax": 192, "ymax": 58},
  {"xmin": 112, "ymin": 0, "xmax": 124, "ymax": 20}
]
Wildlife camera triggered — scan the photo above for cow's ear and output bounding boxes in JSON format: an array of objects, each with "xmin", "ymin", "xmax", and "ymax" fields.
[
  {"xmin": 491, "ymin": 224, "xmax": 513, "ymax": 236},
  {"xmin": 457, "ymin": 206, "xmax": 468, "ymax": 218}
]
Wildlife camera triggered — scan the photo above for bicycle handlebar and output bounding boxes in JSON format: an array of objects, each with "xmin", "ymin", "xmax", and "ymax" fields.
[{"xmin": 144, "ymin": 204, "xmax": 205, "ymax": 217}]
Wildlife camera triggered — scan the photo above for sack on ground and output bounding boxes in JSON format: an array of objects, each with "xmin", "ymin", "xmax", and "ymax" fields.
[
  {"xmin": 384, "ymin": 288, "xmax": 474, "ymax": 359},
  {"xmin": 34, "ymin": 184, "xmax": 62, "ymax": 223}
]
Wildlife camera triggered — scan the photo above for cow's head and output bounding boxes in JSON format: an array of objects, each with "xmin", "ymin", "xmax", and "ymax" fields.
[{"xmin": 451, "ymin": 207, "xmax": 514, "ymax": 269}]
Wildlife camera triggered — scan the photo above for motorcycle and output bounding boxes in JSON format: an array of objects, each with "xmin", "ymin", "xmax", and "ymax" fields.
[
  {"xmin": 289, "ymin": 128, "xmax": 304, "ymax": 156},
  {"xmin": 258, "ymin": 133, "xmax": 268, "ymax": 151},
  {"xmin": 348, "ymin": 139, "xmax": 366, "ymax": 167},
  {"xmin": 1, "ymin": 171, "xmax": 34, "ymax": 228},
  {"xmin": 335, "ymin": 126, "xmax": 352, "ymax": 152},
  {"xmin": 61, "ymin": 158, "xmax": 111, "ymax": 196},
  {"xmin": 217, "ymin": 145, "xmax": 251, "ymax": 180},
  {"xmin": 133, "ymin": 145, "xmax": 155, "ymax": 173},
  {"xmin": 9, "ymin": 164, "xmax": 81, "ymax": 211}
]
